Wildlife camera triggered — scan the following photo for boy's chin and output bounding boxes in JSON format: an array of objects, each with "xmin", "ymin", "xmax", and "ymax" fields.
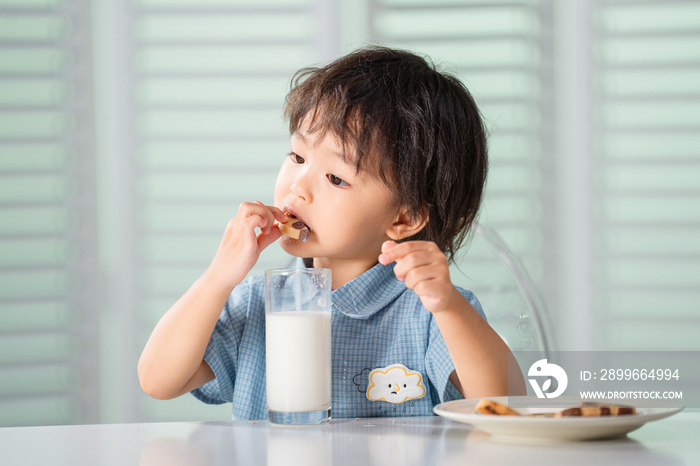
[{"xmin": 278, "ymin": 235, "xmax": 310, "ymax": 255}]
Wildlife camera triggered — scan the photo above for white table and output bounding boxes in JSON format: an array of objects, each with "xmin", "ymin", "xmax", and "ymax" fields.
[{"xmin": 1, "ymin": 414, "xmax": 698, "ymax": 465}]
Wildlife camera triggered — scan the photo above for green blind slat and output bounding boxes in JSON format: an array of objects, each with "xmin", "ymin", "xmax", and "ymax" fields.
[
  {"xmin": 0, "ymin": 206, "xmax": 72, "ymax": 235},
  {"xmin": 0, "ymin": 301, "xmax": 76, "ymax": 332},
  {"xmin": 135, "ymin": 14, "xmax": 315, "ymax": 41},
  {"xmin": 0, "ymin": 333, "xmax": 80, "ymax": 364},
  {"xmin": 137, "ymin": 77, "xmax": 288, "ymax": 105},
  {"xmin": 0, "ymin": 16, "xmax": 69, "ymax": 41},
  {"xmin": 0, "ymin": 48, "xmax": 68, "ymax": 74},
  {"xmin": 0, "ymin": 364, "xmax": 80, "ymax": 397},
  {"xmin": 0, "ymin": 396, "xmax": 79, "ymax": 427},
  {"xmin": 140, "ymin": 140, "xmax": 288, "ymax": 169},
  {"xmin": 135, "ymin": 0, "xmax": 312, "ymax": 7},
  {"xmin": 137, "ymin": 109, "xmax": 285, "ymax": 137},
  {"xmin": 136, "ymin": 45, "xmax": 315, "ymax": 73}
]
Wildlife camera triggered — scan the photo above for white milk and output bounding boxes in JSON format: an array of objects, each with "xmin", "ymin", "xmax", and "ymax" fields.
[{"xmin": 266, "ymin": 311, "xmax": 332, "ymax": 413}]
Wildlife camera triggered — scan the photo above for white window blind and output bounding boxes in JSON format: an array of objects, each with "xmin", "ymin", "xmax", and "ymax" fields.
[
  {"xmin": 592, "ymin": 0, "xmax": 700, "ymax": 350},
  {"xmin": 0, "ymin": 0, "xmax": 98, "ymax": 426}
]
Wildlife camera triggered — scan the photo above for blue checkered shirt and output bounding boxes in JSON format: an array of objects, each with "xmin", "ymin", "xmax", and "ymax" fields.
[{"xmin": 191, "ymin": 257, "xmax": 487, "ymax": 420}]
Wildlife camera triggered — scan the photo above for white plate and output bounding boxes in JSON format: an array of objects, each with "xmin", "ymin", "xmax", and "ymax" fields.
[{"xmin": 433, "ymin": 396, "xmax": 683, "ymax": 443}]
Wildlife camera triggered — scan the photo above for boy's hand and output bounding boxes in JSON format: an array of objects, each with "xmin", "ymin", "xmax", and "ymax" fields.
[
  {"xmin": 207, "ymin": 201, "xmax": 288, "ymax": 289},
  {"xmin": 378, "ymin": 240, "xmax": 459, "ymax": 314}
]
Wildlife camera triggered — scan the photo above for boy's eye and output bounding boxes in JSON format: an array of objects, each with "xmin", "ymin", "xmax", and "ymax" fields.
[
  {"xmin": 327, "ymin": 174, "xmax": 348, "ymax": 187},
  {"xmin": 289, "ymin": 152, "xmax": 304, "ymax": 164}
]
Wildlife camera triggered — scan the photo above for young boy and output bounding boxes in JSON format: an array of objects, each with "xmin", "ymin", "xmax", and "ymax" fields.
[{"xmin": 138, "ymin": 46, "xmax": 518, "ymax": 420}]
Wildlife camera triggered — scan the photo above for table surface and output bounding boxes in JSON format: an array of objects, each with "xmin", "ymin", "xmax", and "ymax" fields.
[{"xmin": 1, "ymin": 413, "xmax": 698, "ymax": 465}]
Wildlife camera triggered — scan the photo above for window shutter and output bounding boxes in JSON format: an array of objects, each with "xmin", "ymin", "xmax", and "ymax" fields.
[
  {"xmin": 593, "ymin": 1, "xmax": 700, "ymax": 350},
  {"xmin": 0, "ymin": 0, "xmax": 98, "ymax": 426}
]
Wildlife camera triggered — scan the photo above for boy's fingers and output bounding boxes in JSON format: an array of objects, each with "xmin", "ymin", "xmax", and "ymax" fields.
[
  {"xmin": 381, "ymin": 240, "xmax": 398, "ymax": 252},
  {"xmin": 392, "ymin": 251, "xmax": 437, "ymax": 280},
  {"xmin": 239, "ymin": 202, "xmax": 267, "ymax": 226},
  {"xmin": 408, "ymin": 274, "xmax": 437, "ymax": 294},
  {"xmin": 251, "ymin": 201, "xmax": 278, "ymax": 229},
  {"xmin": 379, "ymin": 241, "xmax": 410, "ymax": 264},
  {"xmin": 380, "ymin": 240, "xmax": 433, "ymax": 262},
  {"xmin": 404, "ymin": 267, "xmax": 442, "ymax": 290},
  {"xmin": 241, "ymin": 213, "xmax": 267, "ymax": 232},
  {"xmin": 257, "ymin": 226, "xmax": 283, "ymax": 250},
  {"xmin": 241, "ymin": 202, "xmax": 288, "ymax": 230},
  {"xmin": 268, "ymin": 205, "xmax": 289, "ymax": 223}
]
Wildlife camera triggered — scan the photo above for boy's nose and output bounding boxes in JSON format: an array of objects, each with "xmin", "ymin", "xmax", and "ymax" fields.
[
  {"xmin": 290, "ymin": 172, "xmax": 313, "ymax": 202},
  {"xmin": 290, "ymin": 182, "xmax": 308, "ymax": 201}
]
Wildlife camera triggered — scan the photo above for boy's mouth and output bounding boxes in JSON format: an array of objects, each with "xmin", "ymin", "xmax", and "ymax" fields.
[
  {"xmin": 277, "ymin": 204, "xmax": 311, "ymax": 242},
  {"xmin": 281, "ymin": 205, "xmax": 311, "ymax": 231},
  {"xmin": 288, "ymin": 215, "xmax": 309, "ymax": 231}
]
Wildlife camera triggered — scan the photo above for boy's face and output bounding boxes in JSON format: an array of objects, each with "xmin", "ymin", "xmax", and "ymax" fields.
[{"xmin": 274, "ymin": 119, "xmax": 399, "ymax": 264}]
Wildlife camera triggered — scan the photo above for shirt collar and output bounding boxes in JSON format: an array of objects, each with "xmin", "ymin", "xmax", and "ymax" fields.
[{"xmin": 295, "ymin": 257, "xmax": 407, "ymax": 319}]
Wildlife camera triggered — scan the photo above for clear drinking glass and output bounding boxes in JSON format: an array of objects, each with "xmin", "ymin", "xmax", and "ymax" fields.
[{"xmin": 265, "ymin": 268, "xmax": 332, "ymax": 425}]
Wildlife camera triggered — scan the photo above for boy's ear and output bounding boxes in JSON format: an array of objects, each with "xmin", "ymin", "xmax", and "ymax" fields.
[{"xmin": 386, "ymin": 208, "xmax": 429, "ymax": 241}]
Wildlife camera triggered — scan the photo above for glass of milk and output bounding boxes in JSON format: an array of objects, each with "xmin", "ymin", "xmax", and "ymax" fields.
[{"xmin": 265, "ymin": 268, "xmax": 332, "ymax": 425}]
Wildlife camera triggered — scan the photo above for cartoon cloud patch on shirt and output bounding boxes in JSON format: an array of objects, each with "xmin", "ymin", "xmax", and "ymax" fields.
[{"xmin": 366, "ymin": 364, "xmax": 426, "ymax": 404}]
